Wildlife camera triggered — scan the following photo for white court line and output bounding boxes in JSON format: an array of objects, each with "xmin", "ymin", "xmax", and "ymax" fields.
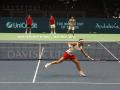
[
  {"xmin": 32, "ymin": 45, "xmax": 44, "ymax": 83},
  {"xmin": 98, "ymin": 41, "xmax": 119, "ymax": 61},
  {"xmin": 0, "ymin": 82, "xmax": 120, "ymax": 85},
  {"xmin": 35, "ymin": 82, "xmax": 120, "ymax": 85}
]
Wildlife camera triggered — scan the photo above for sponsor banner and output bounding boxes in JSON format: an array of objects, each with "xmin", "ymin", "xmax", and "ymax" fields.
[{"xmin": 0, "ymin": 17, "xmax": 120, "ymax": 33}]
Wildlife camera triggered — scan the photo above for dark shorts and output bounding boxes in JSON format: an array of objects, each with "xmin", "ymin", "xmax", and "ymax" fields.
[{"xmin": 27, "ymin": 25, "xmax": 32, "ymax": 28}]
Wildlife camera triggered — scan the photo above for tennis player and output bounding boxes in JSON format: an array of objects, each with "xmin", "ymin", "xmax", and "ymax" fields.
[
  {"xmin": 25, "ymin": 14, "xmax": 33, "ymax": 33},
  {"xmin": 49, "ymin": 15, "xmax": 56, "ymax": 34},
  {"xmin": 45, "ymin": 39, "xmax": 94, "ymax": 77},
  {"xmin": 67, "ymin": 16, "xmax": 76, "ymax": 36}
]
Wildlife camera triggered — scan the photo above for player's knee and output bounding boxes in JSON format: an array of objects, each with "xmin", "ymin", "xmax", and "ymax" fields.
[{"xmin": 74, "ymin": 60, "xmax": 79, "ymax": 64}]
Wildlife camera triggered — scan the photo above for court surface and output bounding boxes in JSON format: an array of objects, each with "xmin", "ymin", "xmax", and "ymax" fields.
[
  {"xmin": 0, "ymin": 41, "xmax": 120, "ymax": 90},
  {"xmin": 0, "ymin": 61, "xmax": 120, "ymax": 90}
]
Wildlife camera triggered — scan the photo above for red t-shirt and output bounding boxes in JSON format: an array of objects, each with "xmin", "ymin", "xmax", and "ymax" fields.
[
  {"xmin": 26, "ymin": 17, "xmax": 32, "ymax": 25},
  {"xmin": 49, "ymin": 16, "xmax": 55, "ymax": 25}
]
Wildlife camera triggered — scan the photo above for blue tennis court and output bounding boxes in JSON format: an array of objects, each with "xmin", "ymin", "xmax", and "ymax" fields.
[{"xmin": 0, "ymin": 41, "xmax": 120, "ymax": 90}]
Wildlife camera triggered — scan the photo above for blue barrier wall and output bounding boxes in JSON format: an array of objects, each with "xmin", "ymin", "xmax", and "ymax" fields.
[{"xmin": 0, "ymin": 17, "xmax": 120, "ymax": 33}]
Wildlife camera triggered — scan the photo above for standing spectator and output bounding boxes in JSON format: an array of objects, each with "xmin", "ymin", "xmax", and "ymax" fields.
[
  {"xmin": 67, "ymin": 16, "xmax": 76, "ymax": 36},
  {"xmin": 49, "ymin": 15, "xmax": 56, "ymax": 34},
  {"xmin": 25, "ymin": 14, "xmax": 33, "ymax": 33}
]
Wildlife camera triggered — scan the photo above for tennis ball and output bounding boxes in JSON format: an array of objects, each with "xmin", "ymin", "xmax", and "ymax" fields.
[{"xmin": 88, "ymin": 44, "xmax": 90, "ymax": 47}]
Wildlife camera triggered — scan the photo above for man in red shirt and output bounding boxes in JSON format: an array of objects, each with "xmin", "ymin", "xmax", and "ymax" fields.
[
  {"xmin": 25, "ymin": 14, "xmax": 33, "ymax": 33},
  {"xmin": 49, "ymin": 15, "xmax": 56, "ymax": 34}
]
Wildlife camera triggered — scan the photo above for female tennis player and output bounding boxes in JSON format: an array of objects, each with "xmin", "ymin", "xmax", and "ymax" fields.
[{"xmin": 45, "ymin": 39, "xmax": 94, "ymax": 76}]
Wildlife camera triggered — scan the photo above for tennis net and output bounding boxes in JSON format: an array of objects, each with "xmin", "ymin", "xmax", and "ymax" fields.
[{"xmin": 0, "ymin": 41, "xmax": 120, "ymax": 61}]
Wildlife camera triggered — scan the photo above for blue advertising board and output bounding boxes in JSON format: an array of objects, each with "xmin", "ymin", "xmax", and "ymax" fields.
[{"xmin": 0, "ymin": 17, "xmax": 120, "ymax": 33}]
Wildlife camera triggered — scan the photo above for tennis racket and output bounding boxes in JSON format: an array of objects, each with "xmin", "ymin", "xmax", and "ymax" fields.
[{"xmin": 90, "ymin": 57, "xmax": 106, "ymax": 63}]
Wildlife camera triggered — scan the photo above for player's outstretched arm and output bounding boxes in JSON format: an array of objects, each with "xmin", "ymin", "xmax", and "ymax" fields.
[{"xmin": 80, "ymin": 48, "xmax": 94, "ymax": 60}]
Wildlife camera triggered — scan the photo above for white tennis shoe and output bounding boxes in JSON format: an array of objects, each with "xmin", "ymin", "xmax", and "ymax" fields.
[{"xmin": 79, "ymin": 70, "xmax": 86, "ymax": 77}]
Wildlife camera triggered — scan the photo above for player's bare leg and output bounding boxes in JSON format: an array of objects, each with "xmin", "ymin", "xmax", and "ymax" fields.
[
  {"xmin": 26, "ymin": 27, "xmax": 31, "ymax": 34},
  {"xmin": 67, "ymin": 29, "xmax": 70, "ymax": 35},
  {"xmin": 25, "ymin": 28, "xmax": 28, "ymax": 34},
  {"xmin": 67, "ymin": 29, "xmax": 70, "ymax": 34},
  {"xmin": 45, "ymin": 57, "xmax": 65, "ymax": 68},
  {"xmin": 28, "ymin": 28, "xmax": 31, "ymax": 34},
  {"xmin": 51, "ymin": 29, "xmax": 53, "ymax": 34},
  {"xmin": 29, "ymin": 28, "xmax": 31, "ymax": 34},
  {"xmin": 71, "ymin": 59, "xmax": 86, "ymax": 77},
  {"xmin": 53, "ymin": 29, "xmax": 56, "ymax": 34},
  {"xmin": 72, "ymin": 30, "xmax": 74, "ymax": 36}
]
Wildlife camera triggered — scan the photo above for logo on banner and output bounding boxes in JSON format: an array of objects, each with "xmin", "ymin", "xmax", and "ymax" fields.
[
  {"xmin": 96, "ymin": 23, "xmax": 120, "ymax": 30},
  {"xmin": 6, "ymin": 22, "xmax": 13, "ymax": 28},
  {"xmin": 56, "ymin": 22, "xmax": 84, "ymax": 29},
  {"xmin": 6, "ymin": 22, "xmax": 37, "ymax": 29}
]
